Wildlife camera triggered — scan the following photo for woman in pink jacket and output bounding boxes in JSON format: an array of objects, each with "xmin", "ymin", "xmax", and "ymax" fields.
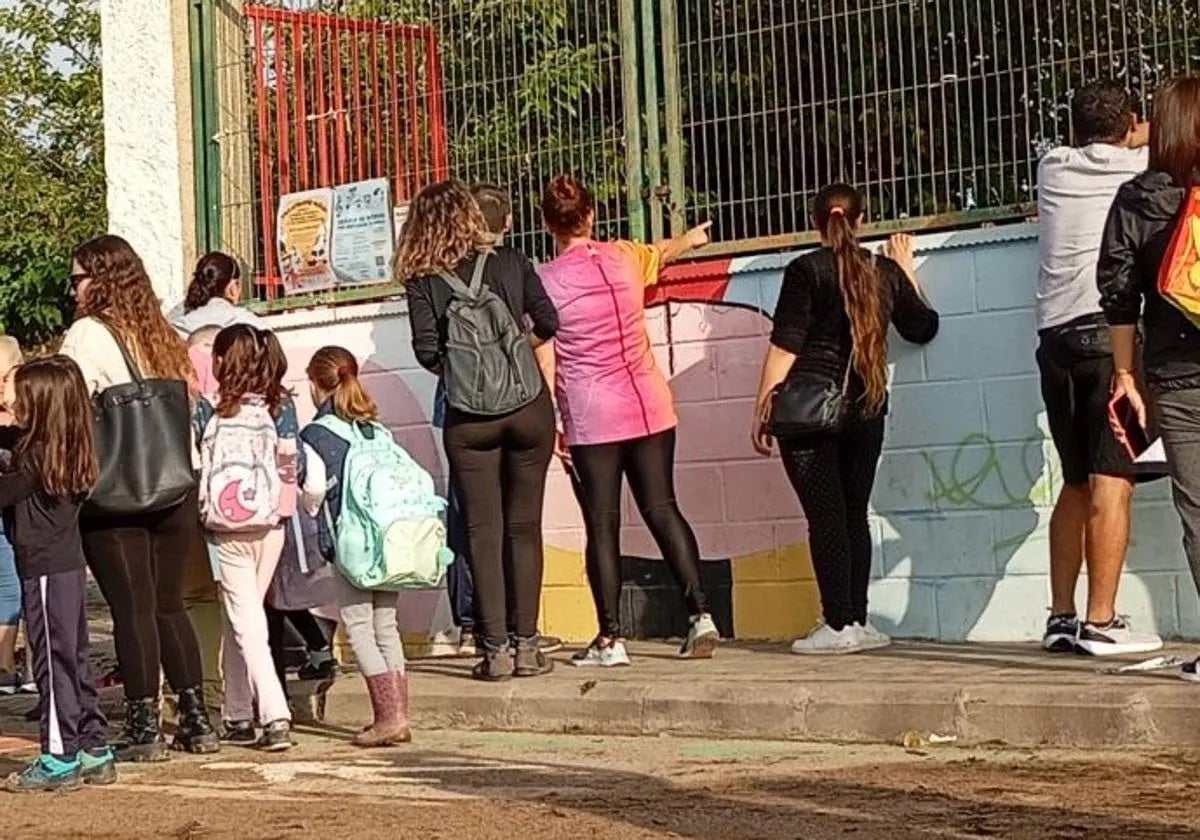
[{"xmin": 538, "ymin": 174, "xmax": 717, "ymax": 666}]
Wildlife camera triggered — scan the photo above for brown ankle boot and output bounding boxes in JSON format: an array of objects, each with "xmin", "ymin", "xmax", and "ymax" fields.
[{"xmin": 352, "ymin": 673, "xmax": 409, "ymax": 748}]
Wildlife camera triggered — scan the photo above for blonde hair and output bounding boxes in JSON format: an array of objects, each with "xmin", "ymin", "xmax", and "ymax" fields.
[
  {"xmin": 187, "ymin": 325, "xmax": 220, "ymax": 350},
  {"xmin": 0, "ymin": 337, "xmax": 23, "ymax": 372},
  {"xmin": 306, "ymin": 346, "xmax": 378, "ymax": 423},
  {"xmin": 393, "ymin": 180, "xmax": 494, "ymax": 282}
]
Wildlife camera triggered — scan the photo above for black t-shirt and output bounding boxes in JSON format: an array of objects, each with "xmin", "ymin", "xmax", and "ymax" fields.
[
  {"xmin": 405, "ymin": 247, "xmax": 558, "ymax": 373},
  {"xmin": 0, "ymin": 427, "xmax": 87, "ymax": 579},
  {"xmin": 770, "ymin": 248, "xmax": 940, "ymax": 407}
]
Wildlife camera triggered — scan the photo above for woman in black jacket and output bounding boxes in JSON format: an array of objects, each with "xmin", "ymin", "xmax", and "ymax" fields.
[
  {"xmin": 751, "ymin": 183, "xmax": 939, "ymax": 655},
  {"xmin": 1100, "ymin": 76, "xmax": 1200, "ymax": 679},
  {"xmin": 399, "ymin": 180, "xmax": 559, "ymax": 682}
]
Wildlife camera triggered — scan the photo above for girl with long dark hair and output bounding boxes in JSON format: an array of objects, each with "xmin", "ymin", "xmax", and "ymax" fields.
[{"xmin": 752, "ymin": 184, "xmax": 939, "ymax": 655}]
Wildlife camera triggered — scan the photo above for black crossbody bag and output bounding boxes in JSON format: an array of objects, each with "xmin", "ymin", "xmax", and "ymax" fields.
[{"xmin": 765, "ymin": 358, "xmax": 853, "ymax": 438}]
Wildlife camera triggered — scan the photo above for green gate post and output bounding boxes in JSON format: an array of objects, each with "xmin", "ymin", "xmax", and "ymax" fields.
[
  {"xmin": 659, "ymin": 0, "xmax": 686, "ymax": 237},
  {"xmin": 618, "ymin": 0, "xmax": 647, "ymax": 242},
  {"xmin": 189, "ymin": 0, "xmax": 222, "ymax": 254},
  {"xmin": 639, "ymin": 0, "xmax": 663, "ymax": 242}
]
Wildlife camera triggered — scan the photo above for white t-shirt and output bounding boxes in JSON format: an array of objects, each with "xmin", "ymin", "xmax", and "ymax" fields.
[
  {"xmin": 1036, "ymin": 143, "xmax": 1148, "ymax": 331},
  {"xmin": 59, "ymin": 316, "xmax": 135, "ymax": 395},
  {"xmin": 61, "ymin": 315, "xmax": 200, "ymax": 468}
]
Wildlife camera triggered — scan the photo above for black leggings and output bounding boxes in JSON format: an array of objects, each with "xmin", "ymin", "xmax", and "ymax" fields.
[
  {"xmin": 443, "ymin": 390, "xmax": 555, "ymax": 650},
  {"xmin": 265, "ymin": 605, "xmax": 331, "ymax": 690},
  {"xmin": 569, "ymin": 428, "xmax": 707, "ymax": 639},
  {"xmin": 779, "ymin": 416, "xmax": 885, "ymax": 631},
  {"xmin": 81, "ymin": 489, "xmax": 206, "ymax": 700}
]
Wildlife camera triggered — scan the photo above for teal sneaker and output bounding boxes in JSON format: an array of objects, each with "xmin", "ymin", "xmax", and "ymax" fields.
[
  {"xmin": 4, "ymin": 754, "xmax": 82, "ymax": 793},
  {"xmin": 78, "ymin": 747, "xmax": 118, "ymax": 786}
]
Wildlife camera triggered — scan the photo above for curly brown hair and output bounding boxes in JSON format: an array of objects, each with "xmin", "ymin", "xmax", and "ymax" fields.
[
  {"xmin": 211, "ymin": 325, "xmax": 288, "ymax": 418},
  {"xmin": 13, "ymin": 355, "xmax": 99, "ymax": 498},
  {"xmin": 393, "ymin": 180, "xmax": 494, "ymax": 281},
  {"xmin": 73, "ymin": 235, "xmax": 196, "ymax": 388}
]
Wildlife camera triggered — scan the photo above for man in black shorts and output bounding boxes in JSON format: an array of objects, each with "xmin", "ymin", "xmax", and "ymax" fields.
[{"xmin": 1035, "ymin": 80, "xmax": 1162, "ymax": 656}]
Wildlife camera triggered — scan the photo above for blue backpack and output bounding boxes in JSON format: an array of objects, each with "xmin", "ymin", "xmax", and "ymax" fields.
[{"xmin": 314, "ymin": 415, "xmax": 451, "ymax": 590}]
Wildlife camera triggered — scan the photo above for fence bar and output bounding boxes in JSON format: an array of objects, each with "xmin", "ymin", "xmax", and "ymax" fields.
[
  {"xmin": 640, "ymin": 0, "xmax": 663, "ymax": 242},
  {"xmin": 618, "ymin": 0, "xmax": 646, "ymax": 241}
]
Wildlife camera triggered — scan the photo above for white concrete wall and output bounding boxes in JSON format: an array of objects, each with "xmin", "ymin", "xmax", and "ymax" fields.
[{"xmin": 100, "ymin": 0, "xmax": 196, "ymax": 308}]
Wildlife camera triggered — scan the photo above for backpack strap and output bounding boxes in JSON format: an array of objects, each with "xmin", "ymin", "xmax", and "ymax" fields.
[{"xmin": 436, "ymin": 250, "xmax": 491, "ymax": 299}]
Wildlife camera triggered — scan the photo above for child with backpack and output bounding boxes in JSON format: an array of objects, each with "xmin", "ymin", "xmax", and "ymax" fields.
[
  {"xmin": 195, "ymin": 324, "xmax": 301, "ymax": 751},
  {"xmin": 0, "ymin": 356, "xmax": 115, "ymax": 792},
  {"xmin": 258, "ymin": 331, "xmax": 338, "ymax": 706},
  {"xmin": 300, "ymin": 346, "xmax": 447, "ymax": 745}
]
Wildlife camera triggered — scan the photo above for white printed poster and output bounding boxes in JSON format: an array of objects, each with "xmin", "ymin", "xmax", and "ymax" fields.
[
  {"xmin": 276, "ymin": 188, "xmax": 337, "ymax": 294},
  {"xmin": 331, "ymin": 178, "xmax": 394, "ymax": 285}
]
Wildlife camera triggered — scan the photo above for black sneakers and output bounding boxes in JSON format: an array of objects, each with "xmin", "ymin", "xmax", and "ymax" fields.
[
  {"xmin": 1042, "ymin": 613, "xmax": 1079, "ymax": 653},
  {"xmin": 255, "ymin": 720, "xmax": 293, "ymax": 752},
  {"xmin": 221, "ymin": 719, "xmax": 257, "ymax": 745}
]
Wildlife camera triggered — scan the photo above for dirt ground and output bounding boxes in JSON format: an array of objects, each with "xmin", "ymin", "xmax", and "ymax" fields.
[{"xmin": 0, "ymin": 726, "xmax": 1198, "ymax": 839}]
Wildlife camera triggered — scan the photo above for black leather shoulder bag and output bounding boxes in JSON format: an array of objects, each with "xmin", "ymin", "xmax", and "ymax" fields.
[
  {"xmin": 765, "ymin": 357, "xmax": 853, "ymax": 439},
  {"xmin": 84, "ymin": 320, "xmax": 196, "ymax": 517}
]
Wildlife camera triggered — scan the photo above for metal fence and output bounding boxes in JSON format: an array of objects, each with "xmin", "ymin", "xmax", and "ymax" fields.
[{"xmin": 192, "ymin": 0, "xmax": 1199, "ymax": 309}]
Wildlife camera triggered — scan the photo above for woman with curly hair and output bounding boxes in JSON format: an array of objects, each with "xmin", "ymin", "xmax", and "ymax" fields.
[
  {"xmin": 399, "ymin": 180, "xmax": 559, "ymax": 681},
  {"xmin": 60, "ymin": 234, "xmax": 219, "ymax": 761}
]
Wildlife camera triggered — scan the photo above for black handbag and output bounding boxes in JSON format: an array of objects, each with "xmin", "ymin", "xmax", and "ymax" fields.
[
  {"xmin": 84, "ymin": 320, "xmax": 196, "ymax": 517},
  {"xmin": 766, "ymin": 359, "xmax": 853, "ymax": 438}
]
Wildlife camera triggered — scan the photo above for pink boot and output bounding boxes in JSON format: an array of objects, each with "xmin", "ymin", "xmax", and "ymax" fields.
[
  {"xmin": 352, "ymin": 673, "xmax": 409, "ymax": 748},
  {"xmin": 392, "ymin": 671, "xmax": 412, "ymax": 743}
]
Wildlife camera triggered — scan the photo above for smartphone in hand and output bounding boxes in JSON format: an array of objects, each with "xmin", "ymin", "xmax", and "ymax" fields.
[{"xmin": 1109, "ymin": 393, "xmax": 1152, "ymax": 459}]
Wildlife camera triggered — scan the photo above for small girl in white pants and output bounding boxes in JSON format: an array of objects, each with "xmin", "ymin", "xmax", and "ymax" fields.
[
  {"xmin": 300, "ymin": 346, "xmax": 410, "ymax": 746},
  {"xmin": 195, "ymin": 325, "xmax": 300, "ymax": 752}
]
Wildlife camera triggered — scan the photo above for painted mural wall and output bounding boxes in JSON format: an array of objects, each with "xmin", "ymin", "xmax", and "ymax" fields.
[{"xmin": 263, "ymin": 226, "xmax": 1194, "ymax": 644}]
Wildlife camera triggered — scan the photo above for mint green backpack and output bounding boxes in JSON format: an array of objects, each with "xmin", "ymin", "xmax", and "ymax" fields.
[{"xmin": 314, "ymin": 415, "xmax": 451, "ymax": 590}]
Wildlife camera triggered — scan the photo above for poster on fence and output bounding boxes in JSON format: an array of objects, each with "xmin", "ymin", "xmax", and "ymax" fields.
[
  {"xmin": 277, "ymin": 188, "xmax": 337, "ymax": 294},
  {"xmin": 331, "ymin": 178, "xmax": 394, "ymax": 285}
]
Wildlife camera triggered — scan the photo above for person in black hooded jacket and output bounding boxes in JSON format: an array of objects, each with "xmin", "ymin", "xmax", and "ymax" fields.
[{"xmin": 1099, "ymin": 75, "xmax": 1200, "ymax": 679}]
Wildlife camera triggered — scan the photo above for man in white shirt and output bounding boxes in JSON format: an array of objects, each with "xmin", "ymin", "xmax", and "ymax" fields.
[{"xmin": 1036, "ymin": 80, "xmax": 1163, "ymax": 656}]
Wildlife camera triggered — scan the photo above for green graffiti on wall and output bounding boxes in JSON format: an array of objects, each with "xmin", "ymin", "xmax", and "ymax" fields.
[{"xmin": 922, "ymin": 431, "xmax": 1057, "ymax": 552}]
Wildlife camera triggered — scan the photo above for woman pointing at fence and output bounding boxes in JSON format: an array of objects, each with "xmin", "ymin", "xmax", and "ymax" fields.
[{"xmin": 537, "ymin": 174, "xmax": 721, "ymax": 666}]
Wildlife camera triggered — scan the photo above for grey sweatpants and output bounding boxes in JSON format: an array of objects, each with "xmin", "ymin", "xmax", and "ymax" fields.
[
  {"xmin": 1152, "ymin": 386, "xmax": 1200, "ymax": 595},
  {"xmin": 333, "ymin": 574, "xmax": 404, "ymax": 677}
]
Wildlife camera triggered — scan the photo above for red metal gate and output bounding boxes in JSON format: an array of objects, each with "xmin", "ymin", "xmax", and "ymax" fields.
[{"xmin": 245, "ymin": 5, "xmax": 448, "ymax": 288}]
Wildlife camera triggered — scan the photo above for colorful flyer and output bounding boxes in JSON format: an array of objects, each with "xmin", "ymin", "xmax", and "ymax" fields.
[
  {"xmin": 276, "ymin": 188, "xmax": 337, "ymax": 294},
  {"xmin": 331, "ymin": 178, "xmax": 394, "ymax": 285}
]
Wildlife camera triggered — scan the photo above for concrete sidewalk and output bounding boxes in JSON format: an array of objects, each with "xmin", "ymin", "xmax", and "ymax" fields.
[{"xmin": 313, "ymin": 641, "xmax": 1200, "ymax": 749}]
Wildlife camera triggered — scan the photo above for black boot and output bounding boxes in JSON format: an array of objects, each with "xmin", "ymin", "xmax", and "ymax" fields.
[
  {"xmin": 114, "ymin": 697, "xmax": 168, "ymax": 763},
  {"xmin": 171, "ymin": 687, "xmax": 221, "ymax": 755}
]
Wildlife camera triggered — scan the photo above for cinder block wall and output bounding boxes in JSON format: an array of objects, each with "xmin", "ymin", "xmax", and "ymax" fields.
[{"xmin": 267, "ymin": 225, "xmax": 1192, "ymax": 643}]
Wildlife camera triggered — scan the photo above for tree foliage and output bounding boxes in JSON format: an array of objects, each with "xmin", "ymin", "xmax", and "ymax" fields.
[{"xmin": 0, "ymin": 0, "xmax": 103, "ymax": 347}]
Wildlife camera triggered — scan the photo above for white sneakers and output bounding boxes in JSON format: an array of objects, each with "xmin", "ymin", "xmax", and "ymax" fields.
[
  {"xmin": 790, "ymin": 621, "xmax": 892, "ymax": 655},
  {"xmin": 571, "ymin": 638, "xmax": 632, "ymax": 667}
]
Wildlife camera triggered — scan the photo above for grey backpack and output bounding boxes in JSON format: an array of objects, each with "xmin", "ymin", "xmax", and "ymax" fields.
[{"xmin": 437, "ymin": 251, "xmax": 543, "ymax": 415}]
